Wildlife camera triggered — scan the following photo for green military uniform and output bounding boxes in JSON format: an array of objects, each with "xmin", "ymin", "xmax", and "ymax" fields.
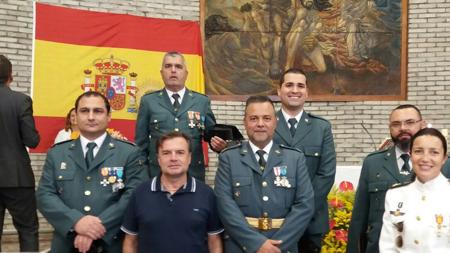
[
  {"xmin": 214, "ymin": 141, "xmax": 314, "ymax": 253},
  {"xmin": 36, "ymin": 135, "xmax": 148, "ymax": 253},
  {"xmin": 347, "ymin": 146, "xmax": 450, "ymax": 253},
  {"xmin": 135, "ymin": 88, "xmax": 216, "ymax": 181},
  {"xmin": 273, "ymin": 110, "xmax": 336, "ymax": 247}
]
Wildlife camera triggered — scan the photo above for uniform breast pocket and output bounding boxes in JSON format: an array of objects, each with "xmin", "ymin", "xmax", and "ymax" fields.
[
  {"xmin": 149, "ymin": 115, "xmax": 168, "ymax": 133},
  {"xmin": 303, "ymin": 146, "xmax": 321, "ymax": 172},
  {"xmin": 232, "ymin": 177, "xmax": 252, "ymax": 207},
  {"xmin": 55, "ymin": 169, "xmax": 76, "ymax": 199},
  {"xmin": 368, "ymin": 181, "xmax": 389, "ymax": 211}
]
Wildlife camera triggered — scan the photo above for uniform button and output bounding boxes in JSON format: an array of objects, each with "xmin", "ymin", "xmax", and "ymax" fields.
[
  {"xmin": 57, "ymin": 175, "xmax": 63, "ymax": 179},
  {"xmin": 375, "ymin": 188, "xmax": 378, "ymax": 192},
  {"xmin": 263, "ymin": 212, "xmax": 268, "ymax": 217},
  {"xmin": 198, "ymin": 161, "xmax": 202, "ymax": 164},
  {"xmin": 416, "ymin": 216, "xmax": 421, "ymax": 221},
  {"xmin": 262, "ymin": 181, "xmax": 268, "ymax": 187},
  {"xmin": 86, "ymin": 176, "xmax": 91, "ymax": 181},
  {"xmin": 262, "ymin": 196, "xmax": 269, "ymax": 201},
  {"xmin": 84, "ymin": 206, "xmax": 91, "ymax": 212},
  {"xmin": 242, "ymin": 246, "xmax": 247, "ymax": 251},
  {"xmin": 314, "ymin": 152, "xmax": 319, "ymax": 156},
  {"xmin": 84, "ymin": 190, "xmax": 91, "ymax": 196},
  {"xmin": 235, "ymin": 182, "xmax": 240, "ymax": 187},
  {"xmin": 414, "ymin": 240, "xmax": 419, "ymax": 244},
  {"xmin": 422, "ymin": 195, "xmax": 426, "ymax": 201},
  {"xmin": 376, "ymin": 173, "xmax": 380, "ymax": 178},
  {"xmin": 174, "ymin": 118, "xmax": 179, "ymax": 122},
  {"xmin": 174, "ymin": 128, "xmax": 179, "ymax": 132}
]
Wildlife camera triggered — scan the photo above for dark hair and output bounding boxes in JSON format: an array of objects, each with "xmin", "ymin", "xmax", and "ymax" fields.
[
  {"xmin": 392, "ymin": 104, "xmax": 422, "ymax": 120},
  {"xmin": 245, "ymin": 95, "xmax": 275, "ymax": 114},
  {"xmin": 156, "ymin": 132, "xmax": 191, "ymax": 153},
  {"xmin": 279, "ymin": 68, "xmax": 307, "ymax": 86},
  {"xmin": 410, "ymin": 128, "xmax": 447, "ymax": 155},
  {"xmin": 0, "ymin": 55, "xmax": 12, "ymax": 84},
  {"xmin": 75, "ymin": 91, "xmax": 111, "ymax": 113},
  {"xmin": 64, "ymin": 108, "xmax": 76, "ymax": 131}
]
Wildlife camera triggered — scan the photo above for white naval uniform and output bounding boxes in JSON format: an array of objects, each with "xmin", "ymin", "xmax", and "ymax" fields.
[{"xmin": 379, "ymin": 173, "xmax": 450, "ymax": 253}]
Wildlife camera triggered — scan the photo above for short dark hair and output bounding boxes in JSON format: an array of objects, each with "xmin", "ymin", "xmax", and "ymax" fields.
[
  {"xmin": 411, "ymin": 127, "xmax": 447, "ymax": 155},
  {"xmin": 64, "ymin": 107, "xmax": 76, "ymax": 131},
  {"xmin": 279, "ymin": 68, "xmax": 307, "ymax": 86},
  {"xmin": 75, "ymin": 91, "xmax": 111, "ymax": 113},
  {"xmin": 245, "ymin": 95, "xmax": 275, "ymax": 115},
  {"xmin": 0, "ymin": 55, "xmax": 12, "ymax": 84},
  {"xmin": 392, "ymin": 104, "xmax": 422, "ymax": 120},
  {"xmin": 156, "ymin": 132, "xmax": 192, "ymax": 153}
]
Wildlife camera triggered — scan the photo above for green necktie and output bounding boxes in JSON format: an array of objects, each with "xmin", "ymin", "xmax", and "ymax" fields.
[{"xmin": 85, "ymin": 142, "xmax": 97, "ymax": 168}]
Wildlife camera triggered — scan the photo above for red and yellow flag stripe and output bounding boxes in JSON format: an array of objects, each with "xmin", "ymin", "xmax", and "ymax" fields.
[{"xmin": 32, "ymin": 3, "xmax": 204, "ymax": 152}]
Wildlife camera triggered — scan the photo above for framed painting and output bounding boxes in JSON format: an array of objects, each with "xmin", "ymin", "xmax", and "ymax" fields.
[{"xmin": 201, "ymin": 0, "xmax": 408, "ymax": 101}]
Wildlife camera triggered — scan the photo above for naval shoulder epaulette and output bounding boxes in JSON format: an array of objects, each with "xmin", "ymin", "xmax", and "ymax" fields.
[
  {"xmin": 390, "ymin": 181, "xmax": 413, "ymax": 189},
  {"xmin": 52, "ymin": 139, "xmax": 73, "ymax": 147},
  {"xmin": 220, "ymin": 142, "xmax": 242, "ymax": 153}
]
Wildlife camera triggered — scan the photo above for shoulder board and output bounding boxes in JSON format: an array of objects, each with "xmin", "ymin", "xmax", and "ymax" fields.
[
  {"xmin": 114, "ymin": 138, "xmax": 136, "ymax": 146},
  {"xmin": 220, "ymin": 142, "xmax": 242, "ymax": 153},
  {"xmin": 366, "ymin": 148, "xmax": 389, "ymax": 157},
  {"xmin": 188, "ymin": 90, "xmax": 208, "ymax": 97},
  {"xmin": 279, "ymin": 144, "xmax": 302, "ymax": 153},
  {"xmin": 306, "ymin": 112, "xmax": 329, "ymax": 122},
  {"xmin": 52, "ymin": 139, "xmax": 73, "ymax": 147},
  {"xmin": 390, "ymin": 181, "xmax": 413, "ymax": 189},
  {"xmin": 143, "ymin": 89, "xmax": 162, "ymax": 96}
]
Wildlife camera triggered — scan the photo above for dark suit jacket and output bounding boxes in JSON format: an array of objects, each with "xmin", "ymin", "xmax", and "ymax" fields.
[
  {"xmin": 135, "ymin": 88, "xmax": 216, "ymax": 181},
  {"xmin": 0, "ymin": 84, "xmax": 39, "ymax": 187},
  {"xmin": 273, "ymin": 110, "xmax": 336, "ymax": 236},
  {"xmin": 347, "ymin": 146, "xmax": 450, "ymax": 253}
]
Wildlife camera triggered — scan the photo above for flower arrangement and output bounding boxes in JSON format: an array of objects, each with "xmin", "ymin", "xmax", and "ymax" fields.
[
  {"xmin": 322, "ymin": 181, "xmax": 355, "ymax": 253},
  {"xmin": 69, "ymin": 128, "xmax": 128, "ymax": 141}
]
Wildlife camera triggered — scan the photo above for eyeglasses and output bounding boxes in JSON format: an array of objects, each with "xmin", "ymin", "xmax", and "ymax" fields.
[{"xmin": 390, "ymin": 119, "xmax": 421, "ymax": 129}]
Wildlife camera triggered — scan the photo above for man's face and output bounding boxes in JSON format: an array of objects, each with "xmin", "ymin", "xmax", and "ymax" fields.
[
  {"xmin": 278, "ymin": 72, "xmax": 308, "ymax": 112},
  {"xmin": 76, "ymin": 96, "xmax": 111, "ymax": 140},
  {"xmin": 160, "ymin": 55, "xmax": 188, "ymax": 92},
  {"xmin": 158, "ymin": 137, "xmax": 191, "ymax": 178},
  {"xmin": 244, "ymin": 101, "xmax": 277, "ymax": 149},
  {"xmin": 389, "ymin": 108, "xmax": 423, "ymax": 151}
]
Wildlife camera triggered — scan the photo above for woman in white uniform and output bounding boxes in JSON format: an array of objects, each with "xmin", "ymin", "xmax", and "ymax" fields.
[{"xmin": 379, "ymin": 127, "xmax": 450, "ymax": 252}]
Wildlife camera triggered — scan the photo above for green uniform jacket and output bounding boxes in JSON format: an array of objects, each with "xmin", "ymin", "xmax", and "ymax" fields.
[
  {"xmin": 273, "ymin": 110, "xmax": 336, "ymax": 236},
  {"xmin": 135, "ymin": 88, "xmax": 216, "ymax": 181},
  {"xmin": 215, "ymin": 142, "xmax": 315, "ymax": 253},
  {"xmin": 347, "ymin": 146, "xmax": 450, "ymax": 253},
  {"xmin": 36, "ymin": 135, "xmax": 148, "ymax": 253}
]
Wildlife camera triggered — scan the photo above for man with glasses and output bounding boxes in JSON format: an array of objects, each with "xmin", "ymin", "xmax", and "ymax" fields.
[{"xmin": 347, "ymin": 104, "xmax": 450, "ymax": 253}]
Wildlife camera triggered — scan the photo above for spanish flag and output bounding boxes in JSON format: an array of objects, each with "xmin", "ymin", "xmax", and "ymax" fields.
[{"xmin": 32, "ymin": 3, "xmax": 204, "ymax": 153}]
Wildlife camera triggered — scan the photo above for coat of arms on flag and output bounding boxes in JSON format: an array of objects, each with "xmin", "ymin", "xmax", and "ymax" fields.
[{"xmin": 81, "ymin": 55, "xmax": 139, "ymax": 113}]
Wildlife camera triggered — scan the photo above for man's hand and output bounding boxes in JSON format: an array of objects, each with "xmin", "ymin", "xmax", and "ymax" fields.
[
  {"xmin": 256, "ymin": 239, "xmax": 282, "ymax": 253},
  {"xmin": 210, "ymin": 136, "xmax": 227, "ymax": 152},
  {"xmin": 74, "ymin": 215, "xmax": 106, "ymax": 240},
  {"xmin": 74, "ymin": 234, "xmax": 93, "ymax": 253}
]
